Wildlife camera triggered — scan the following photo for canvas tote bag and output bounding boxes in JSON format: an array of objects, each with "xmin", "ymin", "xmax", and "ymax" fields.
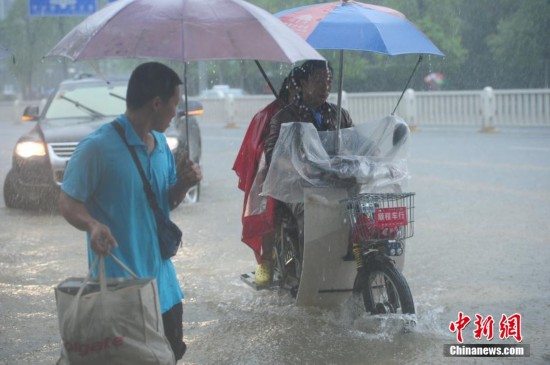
[{"xmin": 55, "ymin": 254, "xmax": 175, "ymax": 365}]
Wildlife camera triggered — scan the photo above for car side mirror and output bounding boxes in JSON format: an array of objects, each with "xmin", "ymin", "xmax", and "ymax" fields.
[{"xmin": 22, "ymin": 106, "xmax": 39, "ymax": 122}]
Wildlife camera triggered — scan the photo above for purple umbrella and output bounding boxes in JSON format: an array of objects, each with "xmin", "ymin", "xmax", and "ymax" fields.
[
  {"xmin": 47, "ymin": 0, "xmax": 323, "ymax": 63},
  {"xmin": 47, "ymin": 0, "xmax": 324, "ymax": 146}
]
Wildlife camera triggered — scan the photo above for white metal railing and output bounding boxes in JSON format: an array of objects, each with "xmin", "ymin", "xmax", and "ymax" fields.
[
  {"xmin": 354, "ymin": 88, "xmax": 550, "ymax": 128},
  {"xmin": 194, "ymin": 88, "xmax": 550, "ymax": 129},
  {"xmin": 3, "ymin": 88, "xmax": 549, "ymax": 129},
  {"xmin": 495, "ymin": 89, "xmax": 550, "ymax": 127}
]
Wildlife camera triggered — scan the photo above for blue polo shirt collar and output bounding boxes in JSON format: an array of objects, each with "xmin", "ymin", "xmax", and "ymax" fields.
[{"xmin": 116, "ymin": 114, "xmax": 147, "ymax": 148}]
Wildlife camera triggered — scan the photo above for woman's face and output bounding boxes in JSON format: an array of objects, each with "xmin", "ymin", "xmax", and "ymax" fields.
[{"xmin": 301, "ymin": 68, "xmax": 332, "ymax": 109}]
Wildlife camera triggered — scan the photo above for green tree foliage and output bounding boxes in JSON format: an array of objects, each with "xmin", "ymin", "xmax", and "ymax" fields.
[
  {"xmin": 249, "ymin": 0, "xmax": 550, "ymax": 91},
  {"xmin": 488, "ymin": 0, "xmax": 550, "ymax": 88},
  {"xmin": 370, "ymin": 0, "xmax": 467, "ymax": 90},
  {"xmin": 1, "ymin": 0, "xmax": 549, "ymax": 99},
  {"xmin": 449, "ymin": 0, "xmax": 516, "ymax": 89},
  {"xmin": 0, "ymin": 0, "xmax": 84, "ymax": 99}
]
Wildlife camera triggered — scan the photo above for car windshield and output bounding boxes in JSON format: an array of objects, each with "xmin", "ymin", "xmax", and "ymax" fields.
[{"xmin": 44, "ymin": 83, "xmax": 127, "ymax": 125}]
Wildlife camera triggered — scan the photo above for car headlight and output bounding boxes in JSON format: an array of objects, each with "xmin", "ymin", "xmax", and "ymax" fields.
[
  {"xmin": 166, "ymin": 136, "xmax": 179, "ymax": 151},
  {"xmin": 15, "ymin": 141, "xmax": 46, "ymax": 158}
]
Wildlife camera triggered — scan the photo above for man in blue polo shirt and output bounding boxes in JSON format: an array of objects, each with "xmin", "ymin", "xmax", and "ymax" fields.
[{"xmin": 59, "ymin": 62, "xmax": 202, "ymax": 361}]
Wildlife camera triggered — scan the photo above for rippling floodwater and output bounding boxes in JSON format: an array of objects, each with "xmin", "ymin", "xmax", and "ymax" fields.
[{"xmin": 1, "ymin": 122, "xmax": 549, "ymax": 364}]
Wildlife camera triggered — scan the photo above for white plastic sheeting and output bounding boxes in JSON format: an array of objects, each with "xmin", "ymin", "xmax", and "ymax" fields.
[{"xmin": 262, "ymin": 115, "xmax": 410, "ymax": 203}]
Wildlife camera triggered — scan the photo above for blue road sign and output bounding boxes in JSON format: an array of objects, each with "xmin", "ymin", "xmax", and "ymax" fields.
[{"xmin": 29, "ymin": 0, "xmax": 97, "ymax": 17}]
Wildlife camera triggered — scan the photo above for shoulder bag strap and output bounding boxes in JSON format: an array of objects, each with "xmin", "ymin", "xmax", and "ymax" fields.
[{"xmin": 111, "ymin": 121, "xmax": 161, "ymax": 212}]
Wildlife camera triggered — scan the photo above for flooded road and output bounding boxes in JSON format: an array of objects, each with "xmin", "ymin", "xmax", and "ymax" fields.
[{"xmin": 1, "ymin": 120, "xmax": 549, "ymax": 364}]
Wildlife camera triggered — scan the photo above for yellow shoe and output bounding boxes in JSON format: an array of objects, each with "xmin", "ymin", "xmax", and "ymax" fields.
[{"xmin": 255, "ymin": 262, "xmax": 272, "ymax": 286}]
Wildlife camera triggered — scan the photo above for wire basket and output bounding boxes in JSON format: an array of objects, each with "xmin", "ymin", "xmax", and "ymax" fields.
[{"xmin": 342, "ymin": 193, "xmax": 415, "ymax": 242}]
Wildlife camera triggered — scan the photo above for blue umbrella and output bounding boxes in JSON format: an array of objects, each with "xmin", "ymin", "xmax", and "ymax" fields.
[
  {"xmin": 276, "ymin": 1, "xmax": 443, "ymax": 56},
  {"xmin": 276, "ymin": 0, "xmax": 444, "ymax": 130}
]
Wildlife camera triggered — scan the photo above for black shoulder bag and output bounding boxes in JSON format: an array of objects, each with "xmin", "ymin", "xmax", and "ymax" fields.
[{"xmin": 112, "ymin": 121, "xmax": 182, "ymax": 260}]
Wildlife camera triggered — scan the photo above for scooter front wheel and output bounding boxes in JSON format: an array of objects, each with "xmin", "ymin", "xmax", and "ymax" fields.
[{"xmin": 355, "ymin": 261, "xmax": 415, "ymax": 315}]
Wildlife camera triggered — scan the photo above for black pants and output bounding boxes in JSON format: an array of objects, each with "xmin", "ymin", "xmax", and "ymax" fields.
[{"xmin": 162, "ymin": 302, "xmax": 186, "ymax": 360}]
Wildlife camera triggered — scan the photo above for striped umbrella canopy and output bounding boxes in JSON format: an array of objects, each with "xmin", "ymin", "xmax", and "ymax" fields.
[{"xmin": 275, "ymin": 0, "xmax": 443, "ymax": 56}]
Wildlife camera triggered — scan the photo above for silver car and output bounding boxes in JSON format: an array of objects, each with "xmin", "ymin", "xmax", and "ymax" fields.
[{"xmin": 3, "ymin": 75, "xmax": 202, "ymax": 211}]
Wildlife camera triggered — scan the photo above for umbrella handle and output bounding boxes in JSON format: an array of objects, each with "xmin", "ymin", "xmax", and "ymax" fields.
[
  {"xmin": 255, "ymin": 60, "xmax": 278, "ymax": 98},
  {"xmin": 335, "ymin": 50, "xmax": 345, "ymax": 153},
  {"xmin": 184, "ymin": 62, "xmax": 190, "ymax": 155}
]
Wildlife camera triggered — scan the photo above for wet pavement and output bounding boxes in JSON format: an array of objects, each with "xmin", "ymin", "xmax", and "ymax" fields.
[{"xmin": 1, "ymin": 120, "xmax": 549, "ymax": 364}]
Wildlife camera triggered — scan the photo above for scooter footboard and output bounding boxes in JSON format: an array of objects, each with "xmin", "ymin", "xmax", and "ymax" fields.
[{"xmin": 296, "ymin": 187, "xmax": 356, "ymax": 307}]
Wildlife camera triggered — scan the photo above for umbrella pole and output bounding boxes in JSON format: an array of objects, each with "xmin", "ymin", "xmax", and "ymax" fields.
[
  {"xmin": 184, "ymin": 62, "xmax": 190, "ymax": 155},
  {"xmin": 392, "ymin": 55, "xmax": 423, "ymax": 115},
  {"xmin": 255, "ymin": 60, "xmax": 278, "ymax": 98},
  {"xmin": 335, "ymin": 49, "xmax": 344, "ymax": 152}
]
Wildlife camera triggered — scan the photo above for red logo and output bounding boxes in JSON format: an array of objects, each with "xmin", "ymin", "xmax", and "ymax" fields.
[
  {"xmin": 450, "ymin": 313, "xmax": 523, "ymax": 343},
  {"xmin": 473, "ymin": 314, "xmax": 494, "ymax": 340},
  {"xmin": 499, "ymin": 313, "xmax": 523, "ymax": 342},
  {"xmin": 375, "ymin": 207, "xmax": 407, "ymax": 228},
  {"xmin": 449, "ymin": 311, "xmax": 471, "ymax": 343}
]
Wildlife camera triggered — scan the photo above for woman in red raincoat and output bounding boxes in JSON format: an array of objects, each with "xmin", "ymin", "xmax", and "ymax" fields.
[{"xmin": 232, "ymin": 72, "xmax": 298, "ymax": 285}]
